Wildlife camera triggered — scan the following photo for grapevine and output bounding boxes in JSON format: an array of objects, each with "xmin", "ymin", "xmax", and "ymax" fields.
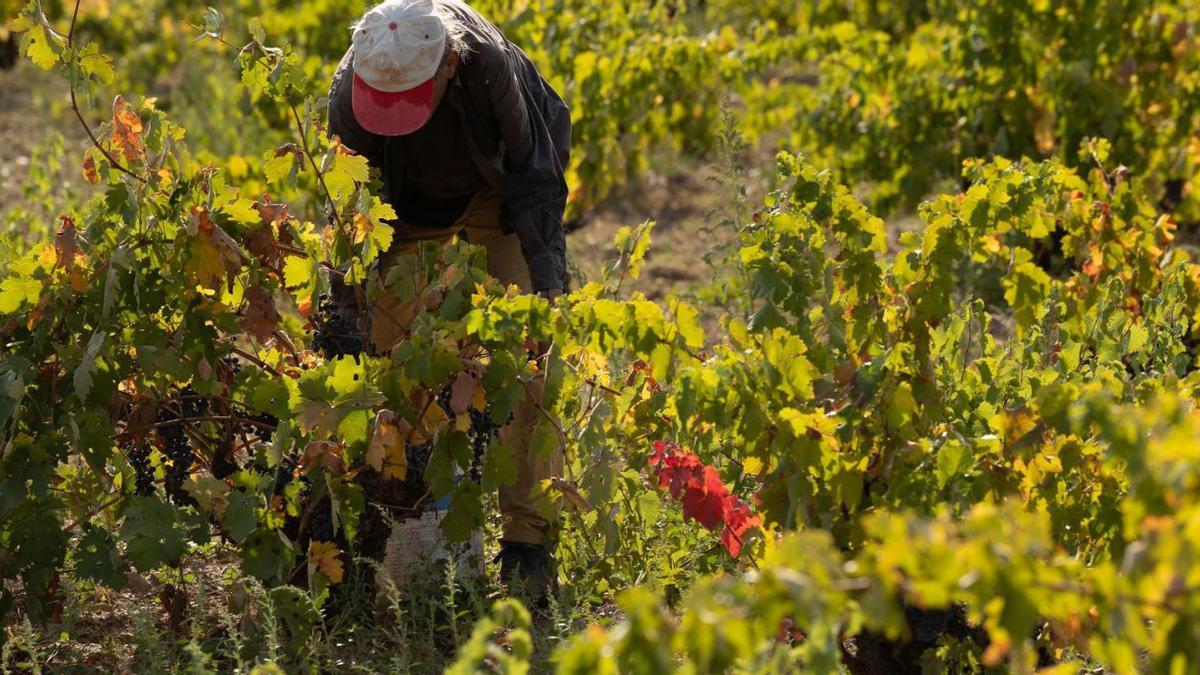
[{"xmin": 2, "ymin": 0, "xmax": 1200, "ymax": 672}]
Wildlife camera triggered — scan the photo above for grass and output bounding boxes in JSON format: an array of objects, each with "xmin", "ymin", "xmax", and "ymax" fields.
[{"xmin": 2, "ymin": 520, "xmax": 634, "ymax": 672}]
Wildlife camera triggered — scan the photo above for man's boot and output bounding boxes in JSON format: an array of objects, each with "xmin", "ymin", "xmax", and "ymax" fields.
[{"xmin": 496, "ymin": 540, "xmax": 556, "ymax": 602}]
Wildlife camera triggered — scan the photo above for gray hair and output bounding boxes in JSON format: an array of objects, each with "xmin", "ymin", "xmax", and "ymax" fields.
[{"xmin": 430, "ymin": 2, "xmax": 470, "ymax": 59}]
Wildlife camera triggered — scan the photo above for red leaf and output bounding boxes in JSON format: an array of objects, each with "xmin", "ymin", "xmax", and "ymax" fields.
[
  {"xmin": 649, "ymin": 439, "xmax": 669, "ymax": 467},
  {"xmin": 682, "ymin": 485, "xmax": 727, "ymax": 529},
  {"xmin": 720, "ymin": 499, "xmax": 762, "ymax": 557},
  {"xmin": 648, "ymin": 440, "xmax": 761, "ymax": 557}
]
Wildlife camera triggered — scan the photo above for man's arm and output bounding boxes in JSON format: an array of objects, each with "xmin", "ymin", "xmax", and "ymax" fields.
[{"xmin": 482, "ymin": 44, "xmax": 569, "ymax": 295}]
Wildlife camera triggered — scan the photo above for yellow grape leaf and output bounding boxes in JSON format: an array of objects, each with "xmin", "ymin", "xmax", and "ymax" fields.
[
  {"xmin": 79, "ymin": 45, "xmax": 115, "ymax": 85},
  {"xmin": 182, "ymin": 207, "xmax": 246, "ymax": 290},
  {"xmin": 307, "ymin": 541, "xmax": 344, "ymax": 584},
  {"xmin": 408, "ymin": 390, "xmax": 450, "ymax": 444},
  {"xmin": 221, "ymin": 197, "xmax": 261, "ymax": 225},
  {"xmin": 323, "ymin": 145, "xmax": 370, "ymax": 203},
  {"xmin": 25, "ymin": 24, "xmax": 59, "ymax": 71},
  {"xmin": 366, "ymin": 410, "xmax": 410, "ymax": 480},
  {"xmin": 0, "ymin": 276, "xmax": 43, "ymax": 314}
]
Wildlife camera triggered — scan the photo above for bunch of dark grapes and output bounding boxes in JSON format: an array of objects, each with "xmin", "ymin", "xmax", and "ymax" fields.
[
  {"xmin": 156, "ymin": 408, "xmax": 195, "ymax": 506},
  {"xmin": 270, "ymin": 461, "xmax": 297, "ymax": 497},
  {"xmin": 468, "ymin": 406, "xmax": 501, "ymax": 481},
  {"xmin": 306, "ymin": 497, "xmax": 336, "ymax": 542},
  {"xmin": 312, "ymin": 296, "xmax": 363, "ymax": 359},
  {"xmin": 125, "ymin": 440, "xmax": 155, "ymax": 496},
  {"xmin": 221, "ymin": 356, "xmax": 243, "ymax": 377},
  {"xmin": 245, "ymin": 411, "xmax": 278, "ymax": 444},
  {"xmin": 178, "ymin": 386, "xmax": 210, "ymax": 419}
]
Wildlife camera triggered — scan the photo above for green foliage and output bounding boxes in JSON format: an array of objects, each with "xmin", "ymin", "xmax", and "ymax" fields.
[{"xmin": 5, "ymin": 0, "xmax": 1200, "ymax": 672}]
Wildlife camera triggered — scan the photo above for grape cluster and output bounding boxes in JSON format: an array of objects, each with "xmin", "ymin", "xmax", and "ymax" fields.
[
  {"xmin": 221, "ymin": 356, "xmax": 243, "ymax": 377},
  {"xmin": 306, "ymin": 498, "xmax": 336, "ymax": 542},
  {"xmin": 312, "ymin": 296, "xmax": 363, "ymax": 359},
  {"xmin": 468, "ymin": 406, "xmax": 501, "ymax": 481},
  {"xmin": 125, "ymin": 440, "xmax": 155, "ymax": 496},
  {"xmin": 269, "ymin": 461, "xmax": 298, "ymax": 497},
  {"xmin": 434, "ymin": 384, "xmax": 503, "ymax": 468},
  {"xmin": 156, "ymin": 408, "xmax": 195, "ymax": 505},
  {"xmin": 245, "ymin": 411, "xmax": 278, "ymax": 444},
  {"xmin": 229, "ymin": 403, "xmax": 278, "ymax": 445},
  {"xmin": 178, "ymin": 386, "xmax": 210, "ymax": 419}
]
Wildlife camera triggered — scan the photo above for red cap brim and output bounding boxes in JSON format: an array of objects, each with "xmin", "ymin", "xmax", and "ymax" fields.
[{"xmin": 352, "ymin": 73, "xmax": 436, "ymax": 136}]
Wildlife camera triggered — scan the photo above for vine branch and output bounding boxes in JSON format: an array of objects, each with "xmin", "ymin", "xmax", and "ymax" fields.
[{"xmin": 65, "ymin": 0, "xmax": 147, "ymax": 184}]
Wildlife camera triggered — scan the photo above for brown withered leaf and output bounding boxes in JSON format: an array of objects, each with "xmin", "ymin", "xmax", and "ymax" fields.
[
  {"xmin": 111, "ymin": 95, "xmax": 145, "ymax": 163},
  {"xmin": 423, "ymin": 284, "xmax": 447, "ymax": 312},
  {"xmin": 255, "ymin": 199, "xmax": 289, "ymax": 226},
  {"xmin": 366, "ymin": 410, "xmax": 410, "ymax": 480},
  {"xmin": 82, "ymin": 153, "xmax": 99, "ymax": 184},
  {"xmin": 243, "ymin": 226, "xmax": 282, "ymax": 271},
  {"xmin": 448, "ymin": 371, "xmax": 479, "ymax": 416},
  {"xmin": 549, "ymin": 477, "xmax": 593, "ymax": 512},
  {"xmin": 300, "ymin": 440, "xmax": 346, "ymax": 475},
  {"xmin": 54, "ymin": 215, "xmax": 79, "ymax": 272},
  {"xmin": 240, "ymin": 286, "xmax": 281, "ymax": 342},
  {"xmin": 158, "ymin": 583, "xmax": 189, "ymax": 634},
  {"xmin": 182, "ymin": 207, "xmax": 247, "ymax": 291}
]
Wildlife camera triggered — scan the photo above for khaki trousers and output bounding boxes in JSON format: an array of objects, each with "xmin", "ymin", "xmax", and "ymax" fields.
[{"xmin": 371, "ymin": 187, "xmax": 564, "ymax": 545}]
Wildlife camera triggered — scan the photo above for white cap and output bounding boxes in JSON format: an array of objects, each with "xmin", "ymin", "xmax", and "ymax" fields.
[{"xmin": 351, "ymin": 0, "xmax": 446, "ymax": 93}]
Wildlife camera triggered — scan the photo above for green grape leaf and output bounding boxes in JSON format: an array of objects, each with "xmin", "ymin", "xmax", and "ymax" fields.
[
  {"xmin": 0, "ymin": 276, "xmax": 42, "ymax": 314},
  {"xmin": 75, "ymin": 525, "xmax": 126, "ymax": 589},
  {"xmin": 935, "ymin": 440, "xmax": 970, "ymax": 488},
  {"xmin": 241, "ymin": 527, "xmax": 292, "ymax": 583},
  {"xmin": 441, "ymin": 480, "xmax": 483, "ymax": 542},
  {"xmin": 530, "ymin": 419, "xmax": 558, "ymax": 459},
  {"xmin": 73, "ymin": 331, "xmax": 105, "ymax": 402},
  {"xmin": 481, "ymin": 443, "xmax": 517, "ymax": 491},
  {"xmin": 222, "ymin": 492, "xmax": 259, "ymax": 544},
  {"xmin": 120, "ymin": 497, "xmax": 189, "ymax": 571}
]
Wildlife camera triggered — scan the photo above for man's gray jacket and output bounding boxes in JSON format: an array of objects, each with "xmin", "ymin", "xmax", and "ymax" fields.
[{"xmin": 328, "ymin": 0, "xmax": 571, "ymax": 292}]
